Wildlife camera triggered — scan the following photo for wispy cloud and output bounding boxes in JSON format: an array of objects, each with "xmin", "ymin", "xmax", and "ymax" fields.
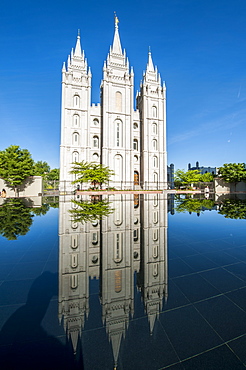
[{"xmin": 169, "ymin": 102, "xmax": 246, "ymax": 145}]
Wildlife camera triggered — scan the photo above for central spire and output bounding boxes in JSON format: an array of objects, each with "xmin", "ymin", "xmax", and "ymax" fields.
[
  {"xmin": 112, "ymin": 12, "xmax": 122, "ymax": 54},
  {"xmin": 74, "ymin": 29, "xmax": 82, "ymax": 57},
  {"xmin": 147, "ymin": 48, "xmax": 155, "ymax": 72}
]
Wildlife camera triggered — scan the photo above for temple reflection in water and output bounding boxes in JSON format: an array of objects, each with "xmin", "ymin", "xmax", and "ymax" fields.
[{"xmin": 58, "ymin": 193, "xmax": 168, "ymax": 368}]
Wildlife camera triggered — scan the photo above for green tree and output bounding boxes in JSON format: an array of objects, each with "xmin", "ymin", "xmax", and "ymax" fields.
[
  {"xmin": 200, "ymin": 172, "xmax": 214, "ymax": 182},
  {"xmin": 33, "ymin": 161, "xmax": 50, "ymax": 176},
  {"xmin": 46, "ymin": 168, "xmax": 59, "ymax": 181},
  {"xmin": 0, "ymin": 199, "xmax": 34, "ymax": 240},
  {"xmin": 218, "ymin": 163, "xmax": 246, "ymax": 187},
  {"xmin": 174, "ymin": 169, "xmax": 201, "ymax": 188},
  {"xmin": 70, "ymin": 198, "xmax": 113, "ymax": 223},
  {"xmin": 70, "ymin": 161, "xmax": 114, "ymax": 189},
  {"xmin": 0, "ymin": 145, "xmax": 34, "ymax": 196}
]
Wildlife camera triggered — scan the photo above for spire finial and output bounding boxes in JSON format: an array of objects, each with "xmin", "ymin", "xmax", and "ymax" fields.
[
  {"xmin": 78, "ymin": 29, "xmax": 80, "ymax": 37},
  {"xmin": 114, "ymin": 11, "xmax": 119, "ymax": 28}
]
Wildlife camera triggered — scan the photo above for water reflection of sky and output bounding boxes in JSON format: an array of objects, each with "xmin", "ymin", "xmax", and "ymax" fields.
[{"xmin": 0, "ymin": 194, "xmax": 246, "ymax": 369}]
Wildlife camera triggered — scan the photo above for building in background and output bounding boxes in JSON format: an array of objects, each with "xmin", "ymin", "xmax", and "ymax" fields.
[
  {"xmin": 60, "ymin": 17, "xmax": 167, "ymax": 191},
  {"xmin": 167, "ymin": 163, "xmax": 175, "ymax": 189},
  {"xmin": 188, "ymin": 161, "xmax": 216, "ymax": 175}
]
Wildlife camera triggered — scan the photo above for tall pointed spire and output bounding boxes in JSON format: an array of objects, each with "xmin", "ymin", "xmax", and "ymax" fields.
[
  {"xmin": 74, "ymin": 29, "xmax": 82, "ymax": 57},
  {"xmin": 112, "ymin": 12, "xmax": 122, "ymax": 54},
  {"xmin": 147, "ymin": 48, "xmax": 155, "ymax": 72}
]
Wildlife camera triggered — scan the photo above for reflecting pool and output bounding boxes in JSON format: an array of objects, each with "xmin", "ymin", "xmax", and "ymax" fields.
[{"xmin": 0, "ymin": 194, "xmax": 246, "ymax": 369}]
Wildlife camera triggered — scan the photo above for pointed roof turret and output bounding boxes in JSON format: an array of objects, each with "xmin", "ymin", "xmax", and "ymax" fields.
[
  {"xmin": 74, "ymin": 30, "xmax": 82, "ymax": 57},
  {"xmin": 147, "ymin": 48, "xmax": 155, "ymax": 72},
  {"xmin": 112, "ymin": 12, "xmax": 122, "ymax": 54}
]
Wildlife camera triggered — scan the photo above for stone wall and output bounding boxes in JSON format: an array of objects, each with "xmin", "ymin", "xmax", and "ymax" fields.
[
  {"xmin": 0, "ymin": 176, "xmax": 42, "ymax": 197},
  {"xmin": 214, "ymin": 178, "xmax": 246, "ymax": 193}
]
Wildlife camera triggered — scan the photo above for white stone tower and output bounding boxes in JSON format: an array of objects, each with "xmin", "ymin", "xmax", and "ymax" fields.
[
  {"xmin": 60, "ymin": 17, "xmax": 167, "ymax": 190},
  {"xmin": 137, "ymin": 51, "xmax": 167, "ymax": 189},
  {"xmin": 100, "ymin": 15, "xmax": 135, "ymax": 188}
]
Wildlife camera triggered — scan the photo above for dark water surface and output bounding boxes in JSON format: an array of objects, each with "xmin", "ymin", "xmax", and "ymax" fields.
[{"xmin": 0, "ymin": 194, "xmax": 246, "ymax": 369}]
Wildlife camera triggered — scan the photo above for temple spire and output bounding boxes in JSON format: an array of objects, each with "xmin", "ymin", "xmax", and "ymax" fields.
[
  {"xmin": 74, "ymin": 30, "xmax": 82, "ymax": 57},
  {"xmin": 112, "ymin": 12, "xmax": 122, "ymax": 54},
  {"xmin": 147, "ymin": 48, "xmax": 155, "ymax": 72}
]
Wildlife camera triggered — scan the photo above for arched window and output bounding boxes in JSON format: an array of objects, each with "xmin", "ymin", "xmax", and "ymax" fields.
[
  {"xmin": 134, "ymin": 155, "xmax": 138, "ymax": 163},
  {"xmin": 153, "ymin": 194, "xmax": 158, "ymax": 206},
  {"xmin": 91, "ymin": 231, "xmax": 98, "ymax": 244},
  {"xmin": 115, "ymin": 270, "xmax": 122, "ymax": 293},
  {"xmin": 72, "ymin": 151, "xmax": 79, "ymax": 163},
  {"xmin": 152, "ymin": 105, "xmax": 157, "ymax": 118},
  {"xmin": 153, "ymin": 156, "xmax": 158, "ymax": 168},
  {"xmin": 133, "ymin": 122, "xmax": 138, "ymax": 129},
  {"xmin": 73, "ymin": 114, "xmax": 80, "ymax": 127},
  {"xmin": 93, "ymin": 136, "xmax": 99, "ymax": 148},
  {"xmin": 153, "ymin": 229, "xmax": 158, "ymax": 241},
  {"xmin": 153, "ymin": 263, "xmax": 158, "ymax": 277},
  {"xmin": 134, "ymin": 171, "xmax": 139, "ymax": 185},
  {"xmin": 71, "ymin": 235, "xmax": 78, "ymax": 249},
  {"xmin": 71, "ymin": 254, "xmax": 78, "ymax": 268},
  {"xmin": 115, "ymin": 120, "xmax": 122, "ymax": 147},
  {"xmin": 114, "ymin": 199, "xmax": 123, "ymax": 226},
  {"xmin": 93, "ymin": 118, "xmax": 99, "ymax": 126},
  {"xmin": 153, "ymin": 211, "xmax": 158, "ymax": 224},
  {"xmin": 154, "ymin": 172, "xmax": 158, "ymax": 183},
  {"xmin": 153, "ymin": 139, "xmax": 157, "ymax": 150},
  {"xmin": 73, "ymin": 132, "xmax": 79, "ymax": 145},
  {"xmin": 153, "ymin": 245, "xmax": 158, "ymax": 258},
  {"xmin": 73, "ymin": 94, "xmax": 80, "ymax": 108},
  {"xmin": 71, "ymin": 274, "xmax": 78, "ymax": 289},
  {"xmin": 133, "ymin": 229, "xmax": 138, "ymax": 242},
  {"xmin": 133, "ymin": 139, "xmax": 138, "ymax": 151},
  {"xmin": 134, "ymin": 194, "xmax": 139, "ymax": 208},
  {"xmin": 114, "ymin": 233, "xmax": 122, "ymax": 263},
  {"xmin": 116, "ymin": 91, "xmax": 122, "ymax": 112},
  {"xmin": 114, "ymin": 154, "xmax": 122, "ymax": 181},
  {"xmin": 93, "ymin": 153, "xmax": 99, "ymax": 161},
  {"xmin": 153, "ymin": 123, "xmax": 157, "ymax": 134}
]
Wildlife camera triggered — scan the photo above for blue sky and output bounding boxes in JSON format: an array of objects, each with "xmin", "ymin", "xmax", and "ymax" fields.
[{"xmin": 0, "ymin": 0, "xmax": 245, "ymax": 170}]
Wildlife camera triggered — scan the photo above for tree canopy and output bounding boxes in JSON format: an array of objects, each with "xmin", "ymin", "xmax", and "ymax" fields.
[
  {"xmin": 174, "ymin": 169, "xmax": 213, "ymax": 188},
  {"xmin": 218, "ymin": 163, "xmax": 246, "ymax": 184},
  {"xmin": 0, "ymin": 145, "xmax": 34, "ymax": 192},
  {"xmin": 46, "ymin": 168, "xmax": 59, "ymax": 181},
  {"xmin": 33, "ymin": 161, "xmax": 50, "ymax": 176},
  {"xmin": 70, "ymin": 161, "xmax": 114, "ymax": 189}
]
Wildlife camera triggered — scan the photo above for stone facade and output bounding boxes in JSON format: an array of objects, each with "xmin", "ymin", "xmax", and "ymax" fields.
[{"xmin": 60, "ymin": 20, "xmax": 167, "ymax": 191}]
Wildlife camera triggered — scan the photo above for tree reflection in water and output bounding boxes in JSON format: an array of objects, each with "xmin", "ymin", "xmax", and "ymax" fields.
[
  {"xmin": 0, "ymin": 199, "xmax": 51, "ymax": 240},
  {"xmin": 175, "ymin": 196, "xmax": 215, "ymax": 214},
  {"xmin": 69, "ymin": 196, "xmax": 113, "ymax": 223},
  {"xmin": 218, "ymin": 198, "xmax": 246, "ymax": 219}
]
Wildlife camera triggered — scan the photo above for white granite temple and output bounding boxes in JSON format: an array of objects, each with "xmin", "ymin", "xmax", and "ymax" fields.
[{"xmin": 60, "ymin": 17, "xmax": 167, "ymax": 190}]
